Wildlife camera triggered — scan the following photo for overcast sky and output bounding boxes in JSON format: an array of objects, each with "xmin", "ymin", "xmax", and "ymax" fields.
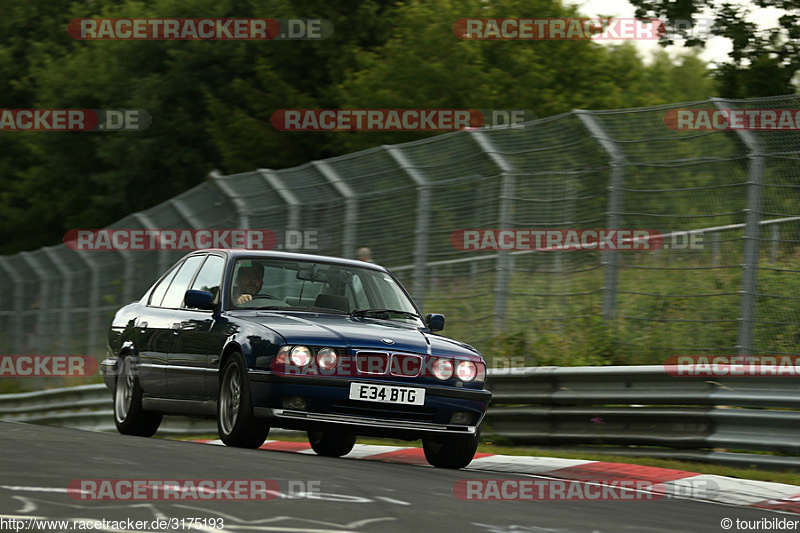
[{"xmin": 565, "ymin": 0, "xmax": 786, "ymax": 65}]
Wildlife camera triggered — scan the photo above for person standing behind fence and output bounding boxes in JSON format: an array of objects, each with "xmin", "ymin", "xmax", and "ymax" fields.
[{"xmin": 357, "ymin": 247, "xmax": 373, "ymax": 263}]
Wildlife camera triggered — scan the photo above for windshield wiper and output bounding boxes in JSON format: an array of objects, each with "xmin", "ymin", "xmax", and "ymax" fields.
[{"xmin": 350, "ymin": 308, "xmax": 421, "ymax": 320}]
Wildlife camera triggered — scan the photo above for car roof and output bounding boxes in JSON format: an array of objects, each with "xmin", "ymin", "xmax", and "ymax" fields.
[{"xmin": 187, "ymin": 249, "xmax": 389, "ymax": 272}]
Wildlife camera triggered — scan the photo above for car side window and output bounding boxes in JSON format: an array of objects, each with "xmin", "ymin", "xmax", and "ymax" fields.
[
  {"xmin": 188, "ymin": 255, "xmax": 225, "ymax": 305},
  {"xmin": 160, "ymin": 255, "xmax": 205, "ymax": 309},
  {"xmin": 148, "ymin": 262, "xmax": 181, "ymax": 307}
]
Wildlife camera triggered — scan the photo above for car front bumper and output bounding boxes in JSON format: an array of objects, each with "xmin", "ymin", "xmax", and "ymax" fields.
[{"xmin": 248, "ymin": 369, "xmax": 490, "ymax": 438}]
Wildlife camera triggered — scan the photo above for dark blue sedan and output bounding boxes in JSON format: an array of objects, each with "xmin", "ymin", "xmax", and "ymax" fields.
[{"xmin": 101, "ymin": 249, "xmax": 491, "ymax": 468}]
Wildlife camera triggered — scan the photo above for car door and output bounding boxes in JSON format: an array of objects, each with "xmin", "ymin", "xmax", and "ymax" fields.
[
  {"xmin": 136, "ymin": 261, "xmax": 183, "ymax": 397},
  {"xmin": 148, "ymin": 254, "xmax": 206, "ymax": 396},
  {"xmin": 167, "ymin": 253, "xmax": 225, "ymax": 399}
]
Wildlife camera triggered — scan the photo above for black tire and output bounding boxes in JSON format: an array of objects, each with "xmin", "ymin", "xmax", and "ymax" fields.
[
  {"xmin": 307, "ymin": 429, "xmax": 356, "ymax": 457},
  {"xmin": 218, "ymin": 353, "xmax": 270, "ymax": 448},
  {"xmin": 114, "ymin": 356, "xmax": 162, "ymax": 437},
  {"xmin": 422, "ymin": 432, "xmax": 479, "ymax": 469}
]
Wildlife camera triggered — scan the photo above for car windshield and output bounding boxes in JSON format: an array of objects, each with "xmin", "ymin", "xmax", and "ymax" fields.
[{"xmin": 228, "ymin": 258, "xmax": 423, "ymax": 326}]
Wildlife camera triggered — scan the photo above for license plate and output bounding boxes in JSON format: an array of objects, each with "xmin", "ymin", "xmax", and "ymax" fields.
[{"xmin": 349, "ymin": 383, "xmax": 425, "ymax": 405}]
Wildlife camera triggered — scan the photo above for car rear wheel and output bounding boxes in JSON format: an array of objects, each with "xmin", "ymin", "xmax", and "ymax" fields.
[
  {"xmin": 307, "ymin": 429, "xmax": 356, "ymax": 457},
  {"xmin": 422, "ymin": 432, "xmax": 479, "ymax": 469},
  {"xmin": 218, "ymin": 353, "xmax": 269, "ymax": 448},
  {"xmin": 114, "ymin": 356, "xmax": 162, "ymax": 437}
]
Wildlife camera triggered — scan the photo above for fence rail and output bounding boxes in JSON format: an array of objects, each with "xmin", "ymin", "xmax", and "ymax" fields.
[{"xmin": 2, "ymin": 367, "xmax": 797, "ymax": 470}]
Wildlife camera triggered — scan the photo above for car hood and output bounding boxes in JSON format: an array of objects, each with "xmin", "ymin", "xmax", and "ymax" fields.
[{"xmin": 235, "ymin": 312, "xmax": 480, "ymax": 358}]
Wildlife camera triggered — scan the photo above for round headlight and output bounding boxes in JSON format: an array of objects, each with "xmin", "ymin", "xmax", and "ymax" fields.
[
  {"xmin": 316, "ymin": 348, "xmax": 338, "ymax": 370},
  {"xmin": 289, "ymin": 346, "xmax": 311, "ymax": 366},
  {"xmin": 431, "ymin": 357, "xmax": 454, "ymax": 380},
  {"xmin": 456, "ymin": 360, "xmax": 477, "ymax": 382}
]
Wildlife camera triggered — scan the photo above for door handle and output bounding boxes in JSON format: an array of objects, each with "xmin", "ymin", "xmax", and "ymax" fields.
[{"xmin": 171, "ymin": 323, "xmax": 181, "ymax": 334}]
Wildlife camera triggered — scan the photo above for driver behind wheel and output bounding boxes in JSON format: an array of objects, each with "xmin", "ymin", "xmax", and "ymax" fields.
[{"xmin": 232, "ymin": 264, "xmax": 264, "ymax": 305}]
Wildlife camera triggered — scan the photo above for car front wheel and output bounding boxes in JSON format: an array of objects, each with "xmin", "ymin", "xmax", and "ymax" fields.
[
  {"xmin": 218, "ymin": 353, "xmax": 269, "ymax": 448},
  {"xmin": 422, "ymin": 432, "xmax": 479, "ymax": 469},
  {"xmin": 114, "ymin": 356, "xmax": 162, "ymax": 437},
  {"xmin": 308, "ymin": 429, "xmax": 356, "ymax": 457}
]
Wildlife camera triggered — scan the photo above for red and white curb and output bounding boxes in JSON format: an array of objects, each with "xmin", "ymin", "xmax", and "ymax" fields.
[{"xmin": 195, "ymin": 439, "xmax": 800, "ymax": 513}]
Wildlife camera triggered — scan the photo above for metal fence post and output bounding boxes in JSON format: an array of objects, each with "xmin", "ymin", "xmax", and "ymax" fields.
[
  {"xmin": 172, "ymin": 198, "xmax": 206, "ymax": 230},
  {"xmin": 385, "ymin": 145, "xmax": 430, "ymax": 308},
  {"xmin": 771, "ymin": 225, "xmax": 779, "ymax": 264},
  {"xmin": 209, "ymin": 170, "xmax": 250, "ymax": 230},
  {"xmin": 260, "ymin": 169, "xmax": 302, "ymax": 232},
  {"xmin": 19, "ymin": 253, "xmax": 48, "ymax": 356},
  {"xmin": 575, "ymin": 111, "xmax": 626, "ymax": 322},
  {"xmin": 132, "ymin": 212, "xmax": 171, "ymax": 276},
  {"xmin": 260, "ymin": 169, "xmax": 301, "ymax": 289},
  {"xmin": 313, "ymin": 161, "xmax": 358, "ymax": 259},
  {"xmin": 116, "ymin": 248, "xmax": 137, "ymax": 307},
  {"xmin": 711, "ymin": 99, "xmax": 764, "ymax": 356},
  {"xmin": 43, "ymin": 248, "xmax": 72, "ymax": 354},
  {"xmin": 469, "ymin": 129, "xmax": 517, "ymax": 335},
  {"xmin": 73, "ymin": 253, "xmax": 101, "ymax": 357},
  {"xmin": 0, "ymin": 257, "xmax": 25, "ymax": 354}
]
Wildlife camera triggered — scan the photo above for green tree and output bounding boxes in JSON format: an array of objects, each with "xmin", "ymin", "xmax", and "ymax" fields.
[
  {"xmin": 628, "ymin": 0, "xmax": 800, "ymax": 96},
  {"xmin": 0, "ymin": 0, "xmax": 719, "ymax": 254}
]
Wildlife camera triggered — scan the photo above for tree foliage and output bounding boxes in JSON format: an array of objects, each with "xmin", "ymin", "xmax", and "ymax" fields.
[
  {"xmin": 0, "ymin": 0, "xmax": 720, "ymax": 254},
  {"xmin": 628, "ymin": 0, "xmax": 800, "ymax": 97}
]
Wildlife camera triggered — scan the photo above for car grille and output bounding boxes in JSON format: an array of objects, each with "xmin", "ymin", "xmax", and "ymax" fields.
[
  {"xmin": 353, "ymin": 351, "xmax": 423, "ymax": 377},
  {"xmin": 390, "ymin": 353, "xmax": 422, "ymax": 377},
  {"xmin": 354, "ymin": 351, "xmax": 390, "ymax": 374}
]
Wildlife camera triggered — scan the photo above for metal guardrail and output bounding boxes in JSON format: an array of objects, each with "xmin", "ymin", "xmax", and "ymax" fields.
[
  {"xmin": 0, "ymin": 384, "xmax": 219, "ymax": 435},
  {"xmin": 485, "ymin": 366, "xmax": 800, "ymax": 470},
  {"xmin": 0, "ymin": 366, "xmax": 798, "ymax": 469}
]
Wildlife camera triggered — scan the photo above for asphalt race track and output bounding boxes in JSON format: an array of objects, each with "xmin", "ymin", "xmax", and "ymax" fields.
[{"xmin": 0, "ymin": 421, "xmax": 794, "ymax": 532}]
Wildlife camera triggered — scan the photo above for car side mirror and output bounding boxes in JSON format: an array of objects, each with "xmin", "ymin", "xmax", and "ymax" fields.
[
  {"xmin": 184, "ymin": 289, "xmax": 215, "ymax": 310},
  {"xmin": 425, "ymin": 313, "xmax": 445, "ymax": 332}
]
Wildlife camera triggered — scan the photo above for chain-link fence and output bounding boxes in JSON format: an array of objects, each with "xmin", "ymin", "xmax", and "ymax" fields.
[{"xmin": 1, "ymin": 95, "xmax": 798, "ymax": 376}]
